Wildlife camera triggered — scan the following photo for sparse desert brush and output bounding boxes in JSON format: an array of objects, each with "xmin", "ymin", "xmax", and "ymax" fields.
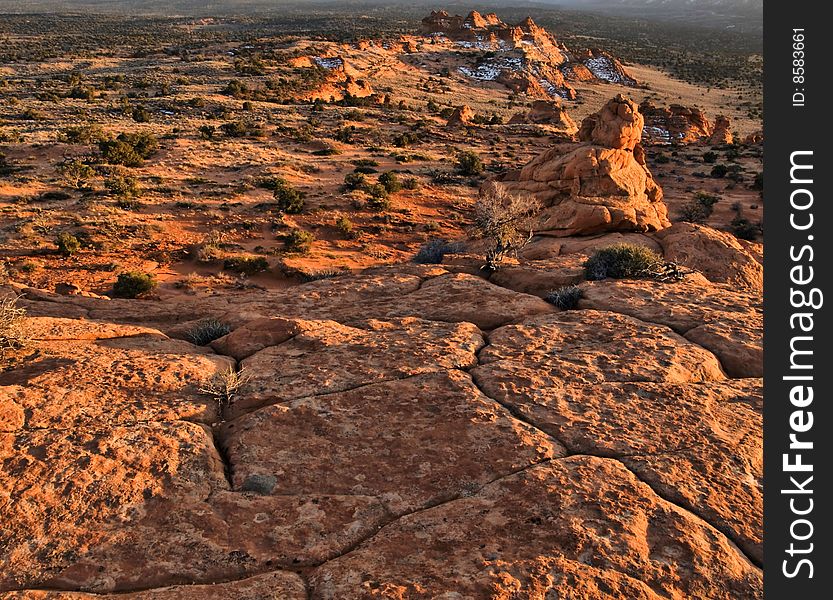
[
  {"xmin": 105, "ymin": 172, "xmax": 141, "ymax": 198},
  {"xmin": 365, "ymin": 184, "xmax": 391, "ymax": 211},
  {"xmin": 274, "ymin": 180, "xmax": 305, "ymax": 214},
  {"xmin": 0, "ymin": 295, "xmax": 27, "ymax": 354},
  {"xmin": 457, "ymin": 150, "xmax": 484, "ymax": 176},
  {"xmin": 220, "ymin": 120, "xmax": 265, "ymax": 138},
  {"xmin": 223, "ymin": 256, "xmax": 269, "ymax": 276},
  {"xmin": 413, "ymin": 238, "xmax": 463, "ymax": 264},
  {"xmin": 584, "ymin": 245, "xmax": 684, "ymax": 281},
  {"xmin": 546, "ymin": 285, "xmax": 584, "ymax": 310},
  {"xmin": 284, "ymin": 228, "xmax": 315, "ymax": 254},
  {"xmin": 55, "ymin": 232, "xmax": 80, "ymax": 257},
  {"xmin": 58, "ymin": 124, "xmax": 105, "ymax": 144},
  {"xmin": 199, "ymin": 366, "xmax": 250, "ymax": 414},
  {"xmin": 335, "ymin": 215, "xmax": 354, "ymax": 237},
  {"xmin": 342, "ymin": 172, "xmax": 367, "ymax": 191},
  {"xmin": 112, "ymin": 271, "xmax": 157, "ymax": 298},
  {"xmin": 473, "ymin": 184, "xmax": 541, "ymax": 271},
  {"xmin": 378, "ymin": 171, "xmax": 401, "ymax": 193},
  {"xmin": 198, "ymin": 231, "xmax": 224, "ymax": 262},
  {"xmin": 99, "ymin": 132, "xmax": 158, "ymax": 167},
  {"xmin": 186, "ymin": 319, "xmax": 232, "ymax": 346},
  {"xmin": 299, "ymin": 269, "xmax": 345, "ymax": 282},
  {"xmin": 57, "ymin": 158, "xmax": 94, "ymax": 189},
  {"xmin": 402, "ymin": 176, "xmax": 420, "ymax": 190},
  {"xmin": 678, "ymin": 191, "xmax": 719, "ymax": 223}
]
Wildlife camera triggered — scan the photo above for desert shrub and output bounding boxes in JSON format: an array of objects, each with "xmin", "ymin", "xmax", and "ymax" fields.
[
  {"xmin": 223, "ymin": 256, "xmax": 269, "ymax": 275},
  {"xmin": 584, "ymin": 245, "xmax": 664, "ymax": 281},
  {"xmin": 0, "ymin": 295, "xmax": 27, "ymax": 353},
  {"xmin": 402, "ymin": 176, "xmax": 420, "ymax": 190},
  {"xmin": 678, "ymin": 191, "xmax": 720, "ymax": 223},
  {"xmin": 186, "ymin": 319, "xmax": 232, "ymax": 345},
  {"xmin": 546, "ymin": 285, "xmax": 584, "ymax": 310},
  {"xmin": 59, "ymin": 124, "xmax": 105, "ymax": 144},
  {"xmin": 730, "ymin": 216, "xmax": 761, "ymax": 240},
  {"xmin": 312, "ymin": 145, "xmax": 340, "ymax": 156},
  {"xmin": 413, "ymin": 238, "xmax": 463, "ymax": 264},
  {"xmin": 56, "ymin": 232, "xmax": 80, "ymax": 256},
  {"xmin": 457, "ymin": 150, "xmax": 484, "ymax": 176},
  {"xmin": 199, "ymin": 366, "xmax": 250, "ymax": 414},
  {"xmin": 113, "ymin": 271, "xmax": 157, "ymax": 298},
  {"xmin": 284, "ymin": 229, "xmax": 315, "ymax": 254},
  {"xmin": 343, "ymin": 172, "xmax": 367, "ymax": 191},
  {"xmin": 105, "ymin": 173, "xmax": 141, "ymax": 198},
  {"xmin": 335, "ymin": 215, "xmax": 353, "ymax": 236},
  {"xmin": 752, "ymin": 171, "xmax": 763, "ymax": 191},
  {"xmin": 132, "ymin": 106, "xmax": 151, "ymax": 123},
  {"xmin": 198, "ymin": 125, "xmax": 216, "ymax": 140},
  {"xmin": 473, "ymin": 184, "xmax": 541, "ymax": 270},
  {"xmin": 57, "ymin": 159, "xmax": 94, "ymax": 189},
  {"xmin": 710, "ymin": 164, "xmax": 729, "ymax": 178},
  {"xmin": 273, "ymin": 180, "xmax": 305, "ymax": 213},
  {"xmin": 220, "ymin": 120, "xmax": 264, "ymax": 138},
  {"xmin": 299, "ymin": 269, "xmax": 344, "ymax": 282},
  {"xmin": 99, "ymin": 132, "xmax": 158, "ymax": 166},
  {"xmin": 378, "ymin": 171, "xmax": 401, "ymax": 193},
  {"xmin": 223, "ymin": 79, "xmax": 249, "ymax": 98},
  {"xmin": 654, "ymin": 152, "xmax": 670, "ymax": 164},
  {"xmin": 702, "ymin": 151, "xmax": 718, "ymax": 163},
  {"xmin": 365, "ymin": 184, "xmax": 391, "ymax": 211}
]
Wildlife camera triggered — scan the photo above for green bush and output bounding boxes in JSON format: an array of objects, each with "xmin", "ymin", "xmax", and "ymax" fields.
[
  {"xmin": 365, "ymin": 184, "xmax": 391, "ymax": 211},
  {"xmin": 113, "ymin": 272, "xmax": 157, "ymax": 298},
  {"xmin": 99, "ymin": 132, "xmax": 158, "ymax": 166},
  {"xmin": 678, "ymin": 191, "xmax": 720, "ymax": 223},
  {"xmin": 56, "ymin": 232, "xmax": 81, "ymax": 257},
  {"xmin": 186, "ymin": 319, "xmax": 232, "ymax": 346},
  {"xmin": 274, "ymin": 181, "xmax": 305, "ymax": 214},
  {"xmin": 57, "ymin": 159, "xmax": 94, "ymax": 189},
  {"xmin": 343, "ymin": 172, "xmax": 367, "ymax": 191},
  {"xmin": 710, "ymin": 164, "xmax": 729, "ymax": 178},
  {"xmin": 223, "ymin": 256, "xmax": 269, "ymax": 275},
  {"xmin": 413, "ymin": 238, "xmax": 462, "ymax": 264},
  {"xmin": 584, "ymin": 245, "xmax": 664, "ymax": 281},
  {"xmin": 335, "ymin": 215, "xmax": 353, "ymax": 237},
  {"xmin": 284, "ymin": 229, "xmax": 315, "ymax": 254},
  {"xmin": 378, "ymin": 171, "xmax": 401, "ymax": 193},
  {"xmin": 457, "ymin": 150, "xmax": 484, "ymax": 176},
  {"xmin": 105, "ymin": 173, "xmax": 141, "ymax": 198},
  {"xmin": 545, "ymin": 285, "xmax": 584, "ymax": 310}
]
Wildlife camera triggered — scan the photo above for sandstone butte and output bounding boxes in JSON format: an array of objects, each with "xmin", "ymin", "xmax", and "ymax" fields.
[
  {"xmin": 0, "ymin": 97, "xmax": 762, "ymax": 598},
  {"xmin": 493, "ymin": 94, "xmax": 670, "ymax": 236}
]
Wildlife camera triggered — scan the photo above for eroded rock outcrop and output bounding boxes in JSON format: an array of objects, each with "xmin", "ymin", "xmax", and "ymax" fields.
[
  {"xmin": 493, "ymin": 94, "xmax": 670, "ymax": 236},
  {"xmin": 508, "ymin": 99, "xmax": 578, "ymax": 134},
  {"xmin": 709, "ymin": 115, "xmax": 734, "ymax": 145},
  {"xmin": 446, "ymin": 104, "xmax": 475, "ymax": 127},
  {"xmin": 1, "ymin": 256, "xmax": 762, "ymax": 597},
  {"xmin": 640, "ymin": 100, "xmax": 713, "ymax": 145}
]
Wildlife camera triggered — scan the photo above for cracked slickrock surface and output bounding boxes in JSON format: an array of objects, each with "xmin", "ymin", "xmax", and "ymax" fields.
[{"xmin": 0, "ymin": 260, "xmax": 762, "ymax": 598}]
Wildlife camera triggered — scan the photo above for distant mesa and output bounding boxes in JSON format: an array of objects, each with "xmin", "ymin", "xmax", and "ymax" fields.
[
  {"xmin": 490, "ymin": 94, "xmax": 669, "ymax": 236},
  {"xmin": 419, "ymin": 9, "xmax": 636, "ymax": 100}
]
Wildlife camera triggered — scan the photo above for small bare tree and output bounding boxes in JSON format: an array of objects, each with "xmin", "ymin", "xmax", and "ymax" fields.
[
  {"xmin": 0, "ymin": 295, "xmax": 28, "ymax": 355},
  {"xmin": 199, "ymin": 366, "xmax": 250, "ymax": 419},
  {"xmin": 472, "ymin": 183, "xmax": 542, "ymax": 271}
]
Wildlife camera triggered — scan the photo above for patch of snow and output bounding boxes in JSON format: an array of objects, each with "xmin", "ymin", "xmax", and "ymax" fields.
[
  {"xmin": 585, "ymin": 56, "xmax": 634, "ymax": 85},
  {"xmin": 459, "ymin": 56, "xmax": 524, "ymax": 81},
  {"xmin": 314, "ymin": 57, "xmax": 344, "ymax": 69}
]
